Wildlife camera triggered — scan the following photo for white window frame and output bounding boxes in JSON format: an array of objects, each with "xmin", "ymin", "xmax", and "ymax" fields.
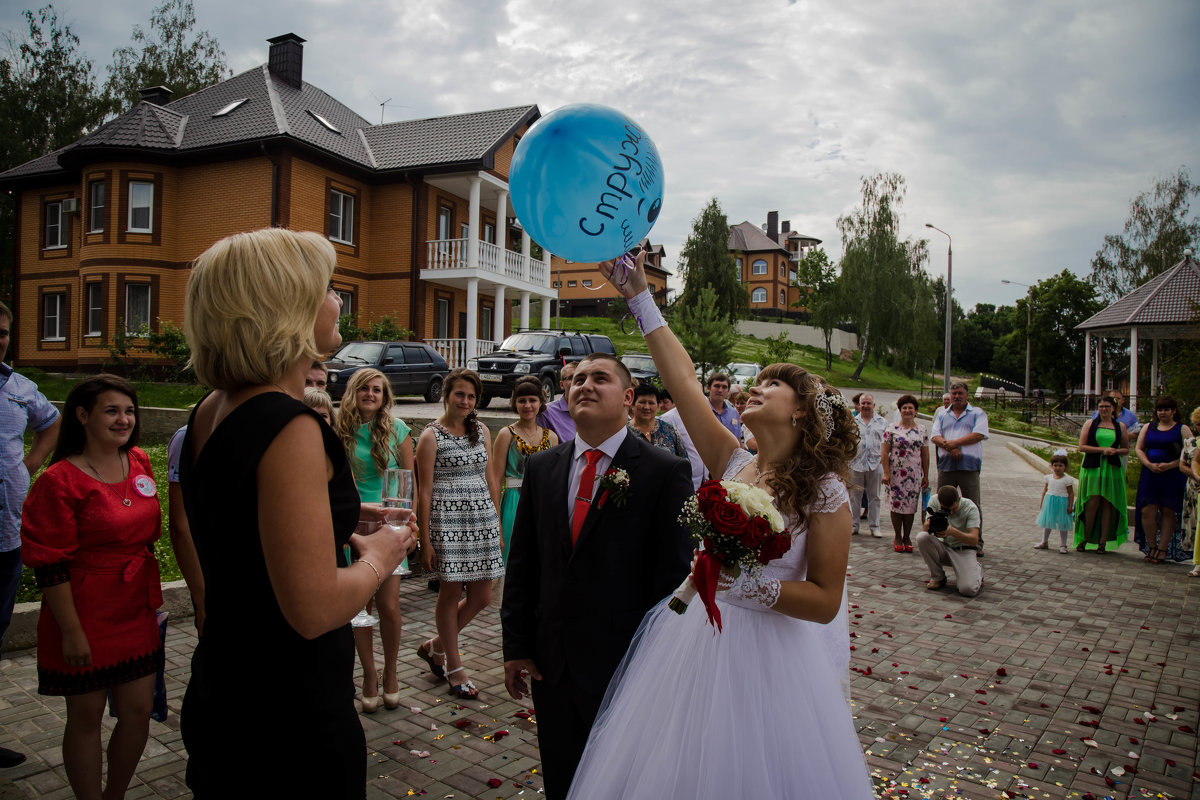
[
  {"xmin": 751, "ymin": 259, "xmax": 767, "ymax": 276},
  {"xmin": 582, "ymin": 279, "xmax": 592, "ymax": 287},
  {"xmin": 88, "ymin": 181, "xmax": 105, "ymax": 233},
  {"xmin": 335, "ymin": 290, "xmax": 353, "ymax": 316},
  {"xmin": 483, "ymin": 222, "xmax": 495, "ymax": 244},
  {"xmin": 128, "ymin": 181, "xmax": 153, "ymax": 232},
  {"xmin": 481, "ymin": 306, "xmax": 493, "ymax": 338},
  {"xmin": 86, "ymin": 283, "xmax": 103, "ymax": 337},
  {"xmin": 125, "ymin": 283, "xmax": 151, "ymax": 336},
  {"xmin": 45, "ymin": 201, "xmax": 66, "ymax": 249},
  {"xmin": 779, "ymin": 289, "xmax": 786, "ymax": 306},
  {"xmin": 436, "ymin": 206, "xmax": 452, "ymax": 240},
  {"xmin": 751, "ymin": 287, "xmax": 767, "ymax": 304},
  {"xmin": 567, "ymin": 280, "xmax": 577, "ymax": 287},
  {"xmin": 435, "ymin": 298, "xmax": 450, "ymax": 339},
  {"xmin": 42, "ymin": 292, "xmax": 65, "ymax": 340},
  {"xmin": 329, "ymin": 189, "xmax": 354, "ymax": 244}
]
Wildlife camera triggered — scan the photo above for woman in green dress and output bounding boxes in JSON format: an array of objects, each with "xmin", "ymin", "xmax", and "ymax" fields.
[
  {"xmin": 1074, "ymin": 395, "xmax": 1130, "ymax": 552},
  {"xmin": 335, "ymin": 368, "xmax": 414, "ymax": 712},
  {"xmin": 488, "ymin": 375, "xmax": 558, "ymax": 559}
]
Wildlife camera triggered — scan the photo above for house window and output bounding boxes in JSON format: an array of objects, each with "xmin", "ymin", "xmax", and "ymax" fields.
[
  {"xmin": 88, "ymin": 181, "xmax": 105, "ymax": 232},
  {"xmin": 780, "ymin": 261, "xmax": 787, "ymax": 277},
  {"xmin": 751, "ymin": 259, "xmax": 767, "ymax": 275},
  {"xmin": 459, "ymin": 222, "xmax": 469, "ymax": 239},
  {"xmin": 736, "ymin": 257, "xmax": 743, "ymax": 270},
  {"xmin": 483, "ymin": 222, "xmax": 495, "ymax": 244},
  {"xmin": 567, "ymin": 280, "xmax": 577, "ymax": 287},
  {"xmin": 45, "ymin": 201, "xmax": 66, "ymax": 249},
  {"xmin": 435, "ymin": 298, "xmax": 450, "ymax": 339},
  {"xmin": 481, "ymin": 306, "xmax": 493, "ymax": 338},
  {"xmin": 582, "ymin": 279, "xmax": 592, "ymax": 287},
  {"xmin": 553, "ymin": 280, "xmax": 562, "ymax": 288},
  {"xmin": 335, "ymin": 290, "xmax": 353, "ymax": 316},
  {"xmin": 128, "ymin": 181, "xmax": 153, "ymax": 232},
  {"xmin": 437, "ymin": 206, "xmax": 452, "ymax": 240},
  {"xmin": 648, "ymin": 283, "xmax": 656, "ymax": 293},
  {"xmin": 125, "ymin": 283, "xmax": 151, "ymax": 335},
  {"xmin": 329, "ymin": 189, "xmax": 354, "ymax": 244},
  {"xmin": 42, "ymin": 292, "xmax": 65, "ymax": 340},
  {"xmin": 86, "ymin": 283, "xmax": 103, "ymax": 336},
  {"xmin": 779, "ymin": 289, "xmax": 786, "ymax": 306},
  {"xmin": 751, "ymin": 287, "xmax": 767, "ymax": 304}
]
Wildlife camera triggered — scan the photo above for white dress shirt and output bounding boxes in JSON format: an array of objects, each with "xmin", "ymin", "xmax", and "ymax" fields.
[{"xmin": 567, "ymin": 427, "xmax": 629, "ymax": 525}]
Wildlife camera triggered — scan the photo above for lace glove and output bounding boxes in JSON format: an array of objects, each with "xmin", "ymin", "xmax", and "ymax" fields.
[{"xmin": 717, "ymin": 568, "xmax": 781, "ymax": 610}]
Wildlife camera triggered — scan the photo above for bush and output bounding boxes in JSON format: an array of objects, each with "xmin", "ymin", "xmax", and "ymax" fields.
[{"xmin": 757, "ymin": 331, "xmax": 795, "ymax": 365}]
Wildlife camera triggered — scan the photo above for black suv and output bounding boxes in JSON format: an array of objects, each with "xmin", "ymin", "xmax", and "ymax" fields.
[
  {"xmin": 470, "ymin": 330, "xmax": 616, "ymax": 407},
  {"xmin": 324, "ymin": 341, "xmax": 449, "ymax": 402}
]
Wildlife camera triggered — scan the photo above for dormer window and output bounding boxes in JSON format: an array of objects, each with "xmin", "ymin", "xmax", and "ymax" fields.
[
  {"xmin": 308, "ymin": 110, "xmax": 341, "ymax": 134},
  {"xmin": 212, "ymin": 98, "xmax": 248, "ymax": 117}
]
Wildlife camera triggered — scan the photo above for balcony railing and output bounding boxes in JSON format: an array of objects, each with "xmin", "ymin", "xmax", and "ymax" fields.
[
  {"xmin": 427, "ymin": 337, "xmax": 498, "ymax": 369},
  {"xmin": 426, "ymin": 238, "xmax": 551, "ymax": 287}
]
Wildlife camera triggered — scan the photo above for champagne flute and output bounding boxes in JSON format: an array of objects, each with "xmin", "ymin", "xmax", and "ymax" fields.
[{"xmin": 383, "ymin": 468, "xmax": 415, "ymax": 576}]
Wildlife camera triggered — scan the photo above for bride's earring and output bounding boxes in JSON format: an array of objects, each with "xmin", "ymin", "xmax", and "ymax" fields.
[{"xmin": 791, "ymin": 415, "xmax": 798, "ymax": 427}]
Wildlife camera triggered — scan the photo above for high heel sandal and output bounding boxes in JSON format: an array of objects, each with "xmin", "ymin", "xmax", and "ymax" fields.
[
  {"xmin": 1188, "ymin": 565, "xmax": 1200, "ymax": 577},
  {"xmin": 445, "ymin": 666, "xmax": 479, "ymax": 699},
  {"xmin": 382, "ymin": 677, "xmax": 402, "ymax": 710},
  {"xmin": 360, "ymin": 678, "xmax": 381, "ymax": 714},
  {"xmin": 416, "ymin": 639, "xmax": 446, "ymax": 679}
]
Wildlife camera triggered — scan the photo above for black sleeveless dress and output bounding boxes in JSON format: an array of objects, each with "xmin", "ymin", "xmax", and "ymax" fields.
[{"xmin": 179, "ymin": 392, "xmax": 364, "ymax": 798}]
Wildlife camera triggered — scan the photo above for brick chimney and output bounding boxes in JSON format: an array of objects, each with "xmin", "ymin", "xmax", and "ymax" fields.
[
  {"xmin": 268, "ymin": 33, "xmax": 306, "ymax": 90},
  {"xmin": 782, "ymin": 220, "xmax": 791, "ymax": 235},
  {"xmin": 766, "ymin": 211, "xmax": 779, "ymax": 243},
  {"xmin": 139, "ymin": 86, "xmax": 173, "ymax": 106}
]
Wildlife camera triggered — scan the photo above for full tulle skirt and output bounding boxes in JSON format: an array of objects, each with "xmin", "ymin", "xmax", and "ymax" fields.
[{"xmin": 566, "ymin": 595, "xmax": 875, "ymax": 800}]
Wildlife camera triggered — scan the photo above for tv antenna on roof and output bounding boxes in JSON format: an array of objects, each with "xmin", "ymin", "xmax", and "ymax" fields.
[{"xmin": 369, "ymin": 91, "xmax": 408, "ymax": 124}]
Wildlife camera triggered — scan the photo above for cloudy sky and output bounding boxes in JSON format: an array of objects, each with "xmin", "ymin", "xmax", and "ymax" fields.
[{"xmin": 6, "ymin": 0, "xmax": 1198, "ymax": 309}]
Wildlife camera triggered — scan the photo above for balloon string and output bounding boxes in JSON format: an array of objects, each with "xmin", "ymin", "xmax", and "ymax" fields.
[{"xmin": 613, "ymin": 254, "xmax": 646, "ymax": 335}]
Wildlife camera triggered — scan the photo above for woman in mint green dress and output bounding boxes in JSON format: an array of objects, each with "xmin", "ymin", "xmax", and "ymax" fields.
[
  {"xmin": 335, "ymin": 368, "xmax": 414, "ymax": 712},
  {"xmin": 488, "ymin": 376, "xmax": 558, "ymax": 559},
  {"xmin": 1074, "ymin": 395, "xmax": 1130, "ymax": 552}
]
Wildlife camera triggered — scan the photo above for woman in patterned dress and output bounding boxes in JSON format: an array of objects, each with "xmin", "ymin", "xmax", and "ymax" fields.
[
  {"xmin": 627, "ymin": 382, "xmax": 689, "ymax": 460},
  {"xmin": 880, "ymin": 394, "xmax": 929, "ymax": 553},
  {"xmin": 20, "ymin": 375, "xmax": 161, "ymax": 800},
  {"xmin": 415, "ymin": 368, "xmax": 503, "ymax": 699},
  {"xmin": 1183, "ymin": 406, "xmax": 1200, "ymax": 577}
]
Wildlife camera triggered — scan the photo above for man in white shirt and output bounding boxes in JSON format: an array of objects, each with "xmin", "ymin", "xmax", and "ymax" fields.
[
  {"xmin": 850, "ymin": 393, "xmax": 889, "ymax": 537},
  {"xmin": 660, "ymin": 405, "xmax": 705, "ymax": 491}
]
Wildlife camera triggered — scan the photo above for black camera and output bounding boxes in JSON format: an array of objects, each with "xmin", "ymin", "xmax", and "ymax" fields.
[{"xmin": 926, "ymin": 507, "xmax": 950, "ymax": 534}]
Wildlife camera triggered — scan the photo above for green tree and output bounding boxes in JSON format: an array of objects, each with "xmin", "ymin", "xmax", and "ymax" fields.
[
  {"xmin": 836, "ymin": 172, "xmax": 930, "ymax": 381},
  {"xmin": 1025, "ymin": 270, "xmax": 1102, "ymax": 395},
  {"xmin": 756, "ymin": 331, "xmax": 795, "ymax": 366},
  {"xmin": 677, "ymin": 285, "xmax": 736, "ymax": 384},
  {"xmin": 0, "ymin": 5, "xmax": 107, "ymax": 301},
  {"xmin": 678, "ymin": 198, "xmax": 746, "ymax": 322},
  {"xmin": 1090, "ymin": 167, "xmax": 1199, "ymax": 302},
  {"xmin": 103, "ymin": 0, "xmax": 230, "ymax": 113},
  {"xmin": 794, "ymin": 247, "xmax": 841, "ymax": 369}
]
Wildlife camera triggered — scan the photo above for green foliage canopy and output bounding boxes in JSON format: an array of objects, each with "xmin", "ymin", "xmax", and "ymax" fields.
[{"xmin": 678, "ymin": 198, "xmax": 746, "ymax": 322}]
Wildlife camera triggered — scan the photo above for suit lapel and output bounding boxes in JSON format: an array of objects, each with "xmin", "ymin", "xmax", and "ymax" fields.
[
  {"xmin": 552, "ymin": 442, "xmax": 575, "ymax": 561},
  {"xmin": 572, "ymin": 432, "xmax": 641, "ymax": 554}
]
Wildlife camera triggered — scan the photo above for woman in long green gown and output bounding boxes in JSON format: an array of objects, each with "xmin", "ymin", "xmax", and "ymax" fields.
[
  {"xmin": 1074, "ymin": 395, "xmax": 1130, "ymax": 552},
  {"xmin": 488, "ymin": 376, "xmax": 558, "ymax": 559}
]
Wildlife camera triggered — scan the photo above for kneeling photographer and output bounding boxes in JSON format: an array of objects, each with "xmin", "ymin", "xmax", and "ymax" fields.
[{"xmin": 915, "ymin": 486, "xmax": 983, "ymax": 596}]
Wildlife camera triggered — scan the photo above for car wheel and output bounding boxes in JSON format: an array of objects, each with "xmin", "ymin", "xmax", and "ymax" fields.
[
  {"xmin": 424, "ymin": 376, "xmax": 444, "ymax": 403},
  {"xmin": 540, "ymin": 374, "xmax": 556, "ymax": 402}
]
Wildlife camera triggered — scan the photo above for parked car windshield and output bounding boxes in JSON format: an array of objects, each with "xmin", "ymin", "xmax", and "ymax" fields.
[
  {"xmin": 499, "ymin": 333, "xmax": 557, "ymax": 353},
  {"xmin": 621, "ymin": 354, "xmax": 656, "ymax": 372},
  {"xmin": 333, "ymin": 342, "xmax": 383, "ymax": 364},
  {"xmin": 729, "ymin": 363, "xmax": 760, "ymax": 379}
]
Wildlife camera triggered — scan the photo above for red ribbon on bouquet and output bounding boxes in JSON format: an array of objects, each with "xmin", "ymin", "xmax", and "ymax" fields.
[{"xmin": 690, "ymin": 549, "xmax": 726, "ymax": 632}]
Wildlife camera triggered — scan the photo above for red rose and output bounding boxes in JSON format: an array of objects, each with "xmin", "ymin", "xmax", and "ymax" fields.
[
  {"xmin": 696, "ymin": 480, "xmax": 727, "ymax": 514},
  {"xmin": 739, "ymin": 515, "xmax": 771, "ymax": 549},
  {"xmin": 756, "ymin": 533, "xmax": 792, "ymax": 565},
  {"xmin": 708, "ymin": 498, "xmax": 749, "ymax": 537}
]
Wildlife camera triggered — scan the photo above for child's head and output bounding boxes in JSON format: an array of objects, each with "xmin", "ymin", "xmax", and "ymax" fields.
[
  {"xmin": 303, "ymin": 387, "xmax": 336, "ymax": 426},
  {"xmin": 1050, "ymin": 454, "xmax": 1068, "ymax": 475}
]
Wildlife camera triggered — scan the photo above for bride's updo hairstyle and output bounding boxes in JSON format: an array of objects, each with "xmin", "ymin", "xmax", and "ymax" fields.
[
  {"xmin": 186, "ymin": 228, "xmax": 335, "ymax": 391},
  {"xmin": 755, "ymin": 363, "xmax": 858, "ymax": 527}
]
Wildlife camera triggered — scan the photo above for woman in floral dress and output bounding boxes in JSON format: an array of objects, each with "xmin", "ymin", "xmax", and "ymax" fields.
[{"xmin": 880, "ymin": 394, "xmax": 929, "ymax": 552}]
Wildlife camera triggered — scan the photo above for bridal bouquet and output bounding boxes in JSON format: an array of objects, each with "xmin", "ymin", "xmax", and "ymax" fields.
[{"xmin": 668, "ymin": 479, "xmax": 791, "ymax": 631}]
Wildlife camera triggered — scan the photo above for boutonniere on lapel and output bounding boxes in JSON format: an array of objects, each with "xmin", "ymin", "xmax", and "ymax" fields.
[{"xmin": 597, "ymin": 467, "xmax": 630, "ymax": 509}]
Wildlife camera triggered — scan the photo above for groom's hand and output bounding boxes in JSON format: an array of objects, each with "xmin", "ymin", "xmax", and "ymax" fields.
[{"xmin": 504, "ymin": 658, "xmax": 542, "ymax": 700}]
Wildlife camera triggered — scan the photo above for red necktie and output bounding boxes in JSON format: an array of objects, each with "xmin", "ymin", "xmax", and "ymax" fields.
[{"xmin": 571, "ymin": 449, "xmax": 603, "ymax": 546}]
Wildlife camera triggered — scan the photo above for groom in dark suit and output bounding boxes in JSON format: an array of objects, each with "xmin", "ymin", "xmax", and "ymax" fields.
[{"xmin": 502, "ymin": 352, "xmax": 692, "ymax": 799}]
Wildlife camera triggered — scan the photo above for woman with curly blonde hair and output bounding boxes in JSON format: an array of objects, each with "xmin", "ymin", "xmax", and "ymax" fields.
[
  {"xmin": 335, "ymin": 367, "xmax": 415, "ymax": 712},
  {"xmin": 565, "ymin": 251, "xmax": 873, "ymax": 799}
]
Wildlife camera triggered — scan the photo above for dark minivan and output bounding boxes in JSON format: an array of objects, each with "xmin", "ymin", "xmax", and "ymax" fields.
[{"xmin": 324, "ymin": 341, "xmax": 449, "ymax": 402}]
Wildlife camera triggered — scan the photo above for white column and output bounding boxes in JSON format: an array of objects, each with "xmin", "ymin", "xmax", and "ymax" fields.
[
  {"xmin": 1129, "ymin": 328, "xmax": 1139, "ymax": 414},
  {"xmin": 1094, "ymin": 334, "xmax": 1102, "ymax": 399},
  {"xmin": 1083, "ymin": 332, "xmax": 1091, "ymax": 409},
  {"xmin": 521, "ymin": 230, "xmax": 532, "ymax": 282},
  {"xmin": 466, "ymin": 277, "xmax": 479, "ymax": 361},
  {"xmin": 519, "ymin": 290, "xmax": 531, "ymax": 330},
  {"xmin": 467, "ymin": 177, "xmax": 481, "ymax": 269},
  {"xmin": 495, "ymin": 189, "xmax": 508, "ymax": 253},
  {"xmin": 1151, "ymin": 337, "xmax": 1160, "ymax": 396},
  {"xmin": 541, "ymin": 294, "xmax": 552, "ymax": 328},
  {"xmin": 493, "ymin": 286, "xmax": 506, "ymax": 344}
]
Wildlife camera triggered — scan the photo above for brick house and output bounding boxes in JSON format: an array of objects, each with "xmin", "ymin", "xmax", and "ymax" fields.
[
  {"xmin": 554, "ymin": 238, "xmax": 671, "ymax": 317},
  {"xmin": 728, "ymin": 211, "xmax": 820, "ymax": 316},
  {"xmin": 0, "ymin": 34, "xmax": 565, "ymax": 371}
]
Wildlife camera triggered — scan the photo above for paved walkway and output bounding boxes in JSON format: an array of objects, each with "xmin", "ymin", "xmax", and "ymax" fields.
[{"xmin": 2, "ymin": 431, "xmax": 1197, "ymax": 799}]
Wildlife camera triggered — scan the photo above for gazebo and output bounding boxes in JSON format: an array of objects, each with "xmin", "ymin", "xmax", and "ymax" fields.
[{"xmin": 1076, "ymin": 249, "xmax": 1200, "ymax": 413}]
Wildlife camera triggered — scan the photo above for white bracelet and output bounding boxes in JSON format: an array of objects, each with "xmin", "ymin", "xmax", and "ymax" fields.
[
  {"xmin": 357, "ymin": 557, "xmax": 383, "ymax": 593},
  {"xmin": 627, "ymin": 289, "xmax": 666, "ymax": 336}
]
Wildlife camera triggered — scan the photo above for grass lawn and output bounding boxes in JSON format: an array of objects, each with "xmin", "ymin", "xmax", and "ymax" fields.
[
  {"xmin": 16, "ymin": 368, "xmax": 207, "ymax": 408},
  {"xmin": 16, "ymin": 442, "xmax": 181, "ymax": 604}
]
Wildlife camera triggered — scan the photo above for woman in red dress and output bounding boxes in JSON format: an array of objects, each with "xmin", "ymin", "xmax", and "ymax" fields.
[{"xmin": 21, "ymin": 375, "xmax": 162, "ymax": 800}]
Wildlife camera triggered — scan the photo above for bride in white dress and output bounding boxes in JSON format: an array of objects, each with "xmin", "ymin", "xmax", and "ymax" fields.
[{"xmin": 566, "ymin": 252, "xmax": 875, "ymax": 799}]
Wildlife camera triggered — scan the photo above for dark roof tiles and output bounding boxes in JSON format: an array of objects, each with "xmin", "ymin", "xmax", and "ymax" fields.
[
  {"xmin": 728, "ymin": 220, "xmax": 791, "ymax": 254},
  {"xmin": 362, "ymin": 106, "xmax": 536, "ymax": 170},
  {"xmin": 1077, "ymin": 255, "xmax": 1200, "ymax": 330}
]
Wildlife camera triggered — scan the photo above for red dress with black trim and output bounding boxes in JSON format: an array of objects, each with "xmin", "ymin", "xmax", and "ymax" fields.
[{"xmin": 20, "ymin": 448, "xmax": 163, "ymax": 695}]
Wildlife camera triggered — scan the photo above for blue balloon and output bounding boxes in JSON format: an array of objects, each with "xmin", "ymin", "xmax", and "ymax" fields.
[{"xmin": 509, "ymin": 103, "xmax": 664, "ymax": 263}]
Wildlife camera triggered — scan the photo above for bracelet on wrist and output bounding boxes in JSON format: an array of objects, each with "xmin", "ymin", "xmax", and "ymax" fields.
[{"xmin": 357, "ymin": 557, "xmax": 383, "ymax": 593}]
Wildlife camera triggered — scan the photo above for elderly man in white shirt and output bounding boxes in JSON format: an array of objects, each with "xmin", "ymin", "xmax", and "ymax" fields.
[{"xmin": 850, "ymin": 393, "xmax": 889, "ymax": 537}]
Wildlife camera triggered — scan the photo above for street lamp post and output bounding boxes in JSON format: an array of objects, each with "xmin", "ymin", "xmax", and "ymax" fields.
[
  {"xmin": 1001, "ymin": 279, "xmax": 1032, "ymax": 399},
  {"xmin": 925, "ymin": 224, "xmax": 952, "ymax": 394}
]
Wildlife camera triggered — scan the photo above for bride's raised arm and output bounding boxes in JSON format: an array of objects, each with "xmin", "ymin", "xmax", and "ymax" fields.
[{"xmin": 599, "ymin": 250, "xmax": 740, "ymax": 478}]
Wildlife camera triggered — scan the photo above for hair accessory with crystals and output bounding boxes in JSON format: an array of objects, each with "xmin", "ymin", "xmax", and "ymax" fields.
[{"xmin": 812, "ymin": 386, "xmax": 848, "ymax": 441}]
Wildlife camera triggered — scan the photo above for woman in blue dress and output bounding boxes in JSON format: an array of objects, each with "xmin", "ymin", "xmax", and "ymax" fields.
[{"xmin": 1134, "ymin": 395, "xmax": 1193, "ymax": 563}]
